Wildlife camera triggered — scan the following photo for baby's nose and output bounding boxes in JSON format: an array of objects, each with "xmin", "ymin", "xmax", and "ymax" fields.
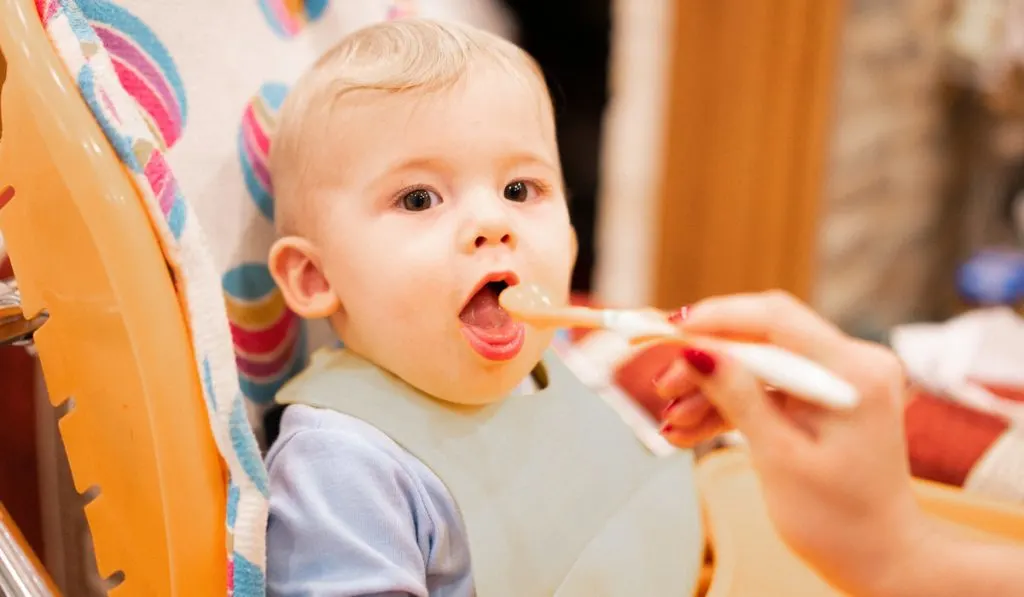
[
  {"xmin": 460, "ymin": 194, "xmax": 518, "ymax": 251},
  {"xmin": 474, "ymin": 231, "xmax": 513, "ymax": 248}
]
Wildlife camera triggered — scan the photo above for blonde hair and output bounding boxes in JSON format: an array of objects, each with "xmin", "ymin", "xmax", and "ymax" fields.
[{"xmin": 269, "ymin": 19, "xmax": 550, "ymax": 235}]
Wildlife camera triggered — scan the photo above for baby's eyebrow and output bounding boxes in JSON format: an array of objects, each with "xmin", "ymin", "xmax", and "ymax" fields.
[
  {"xmin": 363, "ymin": 157, "xmax": 453, "ymax": 190},
  {"xmin": 500, "ymin": 151, "xmax": 558, "ymax": 172},
  {"xmin": 384, "ymin": 156, "xmax": 450, "ymax": 173}
]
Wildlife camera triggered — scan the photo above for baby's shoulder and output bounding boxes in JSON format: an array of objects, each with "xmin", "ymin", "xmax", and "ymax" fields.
[
  {"xmin": 266, "ymin": 404, "xmax": 455, "ymax": 512},
  {"xmin": 269, "ymin": 404, "xmax": 416, "ymax": 471}
]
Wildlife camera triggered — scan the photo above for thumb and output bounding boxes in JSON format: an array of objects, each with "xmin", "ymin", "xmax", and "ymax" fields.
[{"xmin": 680, "ymin": 343, "xmax": 799, "ymax": 452}]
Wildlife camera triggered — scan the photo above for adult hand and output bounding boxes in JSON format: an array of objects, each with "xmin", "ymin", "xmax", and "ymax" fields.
[{"xmin": 654, "ymin": 290, "xmax": 925, "ymax": 594}]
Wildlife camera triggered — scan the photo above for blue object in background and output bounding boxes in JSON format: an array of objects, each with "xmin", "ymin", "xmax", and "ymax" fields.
[{"xmin": 956, "ymin": 248, "xmax": 1024, "ymax": 306}]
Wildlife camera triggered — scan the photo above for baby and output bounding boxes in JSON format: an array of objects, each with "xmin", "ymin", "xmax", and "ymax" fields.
[{"xmin": 265, "ymin": 19, "xmax": 702, "ymax": 596}]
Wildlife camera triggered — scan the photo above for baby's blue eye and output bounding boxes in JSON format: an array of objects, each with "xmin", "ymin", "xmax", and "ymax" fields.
[{"xmin": 401, "ymin": 189, "xmax": 441, "ymax": 211}]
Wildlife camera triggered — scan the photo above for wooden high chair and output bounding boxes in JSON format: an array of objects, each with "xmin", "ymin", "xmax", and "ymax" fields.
[
  {"xmin": 0, "ymin": 0, "xmax": 224, "ymax": 594},
  {"xmin": 2, "ymin": 0, "xmax": 1023, "ymax": 595}
]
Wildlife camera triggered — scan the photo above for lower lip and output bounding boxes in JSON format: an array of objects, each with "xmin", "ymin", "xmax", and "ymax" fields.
[{"xmin": 460, "ymin": 323, "xmax": 526, "ymax": 361}]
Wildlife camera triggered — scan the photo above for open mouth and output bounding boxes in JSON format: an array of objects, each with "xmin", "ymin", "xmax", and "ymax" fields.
[{"xmin": 459, "ymin": 272, "xmax": 525, "ymax": 361}]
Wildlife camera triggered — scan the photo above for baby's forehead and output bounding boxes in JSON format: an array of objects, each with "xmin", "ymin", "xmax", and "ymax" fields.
[
  {"xmin": 332, "ymin": 63, "xmax": 552, "ymax": 119},
  {"xmin": 321, "ymin": 71, "xmax": 556, "ymax": 152}
]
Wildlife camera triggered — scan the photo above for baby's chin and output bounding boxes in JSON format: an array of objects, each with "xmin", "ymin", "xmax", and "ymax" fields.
[
  {"xmin": 364, "ymin": 327, "xmax": 555, "ymax": 405},
  {"xmin": 419, "ymin": 340, "xmax": 551, "ymax": 405}
]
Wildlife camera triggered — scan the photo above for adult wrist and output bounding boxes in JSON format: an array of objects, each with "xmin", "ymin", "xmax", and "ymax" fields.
[{"xmin": 862, "ymin": 512, "xmax": 950, "ymax": 597}]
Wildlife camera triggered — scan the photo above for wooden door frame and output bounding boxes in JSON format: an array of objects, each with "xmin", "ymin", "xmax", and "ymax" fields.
[{"xmin": 652, "ymin": 1, "xmax": 846, "ymax": 308}]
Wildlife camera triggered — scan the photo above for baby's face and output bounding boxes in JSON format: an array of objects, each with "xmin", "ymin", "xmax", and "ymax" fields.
[{"xmin": 307, "ymin": 67, "xmax": 574, "ymax": 403}]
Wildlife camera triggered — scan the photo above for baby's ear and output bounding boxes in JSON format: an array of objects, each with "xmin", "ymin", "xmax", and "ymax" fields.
[{"xmin": 268, "ymin": 236, "xmax": 340, "ymax": 319}]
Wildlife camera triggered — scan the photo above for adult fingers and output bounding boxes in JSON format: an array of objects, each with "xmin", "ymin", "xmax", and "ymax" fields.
[
  {"xmin": 680, "ymin": 290, "xmax": 846, "ymax": 361},
  {"xmin": 661, "ymin": 411, "xmax": 729, "ymax": 448},
  {"xmin": 679, "ymin": 341, "xmax": 803, "ymax": 453},
  {"xmin": 661, "ymin": 391, "xmax": 714, "ymax": 427},
  {"xmin": 653, "ymin": 359, "xmax": 699, "ymax": 401}
]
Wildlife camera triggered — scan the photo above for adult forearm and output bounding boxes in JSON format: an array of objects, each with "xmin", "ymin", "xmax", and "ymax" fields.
[{"xmin": 874, "ymin": 523, "xmax": 1024, "ymax": 597}]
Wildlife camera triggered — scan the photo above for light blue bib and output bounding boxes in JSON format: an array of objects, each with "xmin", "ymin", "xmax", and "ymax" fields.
[{"xmin": 278, "ymin": 348, "xmax": 704, "ymax": 596}]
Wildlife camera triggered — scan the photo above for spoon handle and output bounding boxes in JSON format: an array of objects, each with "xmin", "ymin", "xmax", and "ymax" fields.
[{"xmin": 718, "ymin": 341, "xmax": 860, "ymax": 410}]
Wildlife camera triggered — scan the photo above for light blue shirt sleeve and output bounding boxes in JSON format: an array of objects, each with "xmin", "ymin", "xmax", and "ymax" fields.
[{"xmin": 266, "ymin": 405, "xmax": 474, "ymax": 597}]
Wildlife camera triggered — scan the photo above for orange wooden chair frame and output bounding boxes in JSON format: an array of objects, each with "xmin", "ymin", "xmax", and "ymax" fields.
[{"xmin": 0, "ymin": 0, "xmax": 224, "ymax": 594}]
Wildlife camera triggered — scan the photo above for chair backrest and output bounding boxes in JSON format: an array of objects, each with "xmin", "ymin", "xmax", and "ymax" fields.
[{"xmin": 0, "ymin": 0, "xmax": 225, "ymax": 594}]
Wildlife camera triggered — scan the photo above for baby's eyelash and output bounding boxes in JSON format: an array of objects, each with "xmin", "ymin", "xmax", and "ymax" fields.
[
  {"xmin": 532, "ymin": 179, "xmax": 552, "ymax": 194},
  {"xmin": 390, "ymin": 184, "xmax": 434, "ymax": 206},
  {"xmin": 515, "ymin": 178, "xmax": 553, "ymax": 196}
]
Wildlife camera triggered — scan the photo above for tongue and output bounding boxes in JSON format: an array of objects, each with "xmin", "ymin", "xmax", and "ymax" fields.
[{"xmin": 460, "ymin": 286, "xmax": 514, "ymax": 332}]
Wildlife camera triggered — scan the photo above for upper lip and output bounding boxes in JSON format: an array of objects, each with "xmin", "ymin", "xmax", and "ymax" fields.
[{"xmin": 460, "ymin": 271, "xmax": 520, "ymax": 311}]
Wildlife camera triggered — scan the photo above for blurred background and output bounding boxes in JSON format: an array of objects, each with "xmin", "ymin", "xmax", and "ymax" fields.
[
  {"xmin": 2, "ymin": 0, "xmax": 1024, "ymax": 594},
  {"xmin": 503, "ymin": 0, "xmax": 1024, "ymax": 340}
]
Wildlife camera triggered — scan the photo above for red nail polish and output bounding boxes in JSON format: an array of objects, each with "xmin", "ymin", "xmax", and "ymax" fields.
[
  {"xmin": 681, "ymin": 347, "xmax": 716, "ymax": 376},
  {"xmin": 661, "ymin": 423, "xmax": 674, "ymax": 434},
  {"xmin": 0, "ymin": 186, "xmax": 14, "ymax": 211},
  {"xmin": 667, "ymin": 305, "xmax": 690, "ymax": 324}
]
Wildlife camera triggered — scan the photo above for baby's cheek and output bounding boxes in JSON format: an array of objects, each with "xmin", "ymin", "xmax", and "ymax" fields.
[
  {"xmin": 340, "ymin": 268, "xmax": 440, "ymax": 333},
  {"xmin": 530, "ymin": 239, "xmax": 574, "ymax": 292}
]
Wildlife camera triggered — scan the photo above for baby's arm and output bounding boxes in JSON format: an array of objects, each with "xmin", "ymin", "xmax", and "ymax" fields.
[{"xmin": 265, "ymin": 422, "xmax": 448, "ymax": 597}]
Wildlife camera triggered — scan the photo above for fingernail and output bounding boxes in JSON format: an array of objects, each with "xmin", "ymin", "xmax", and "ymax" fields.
[
  {"xmin": 660, "ymin": 423, "xmax": 674, "ymax": 434},
  {"xmin": 661, "ymin": 398, "xmax": 682, "ymax": 419},
  {"xmin": 667, "ymin": 305, "xmax": 690, "ymax": 324},
  {"xmin": 0, "ymin": 186, "xmax": 14, "ymax": 211},
  {"xmin": 681, "ymin": 347, "xmax": 716, "ymax": 376}
]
